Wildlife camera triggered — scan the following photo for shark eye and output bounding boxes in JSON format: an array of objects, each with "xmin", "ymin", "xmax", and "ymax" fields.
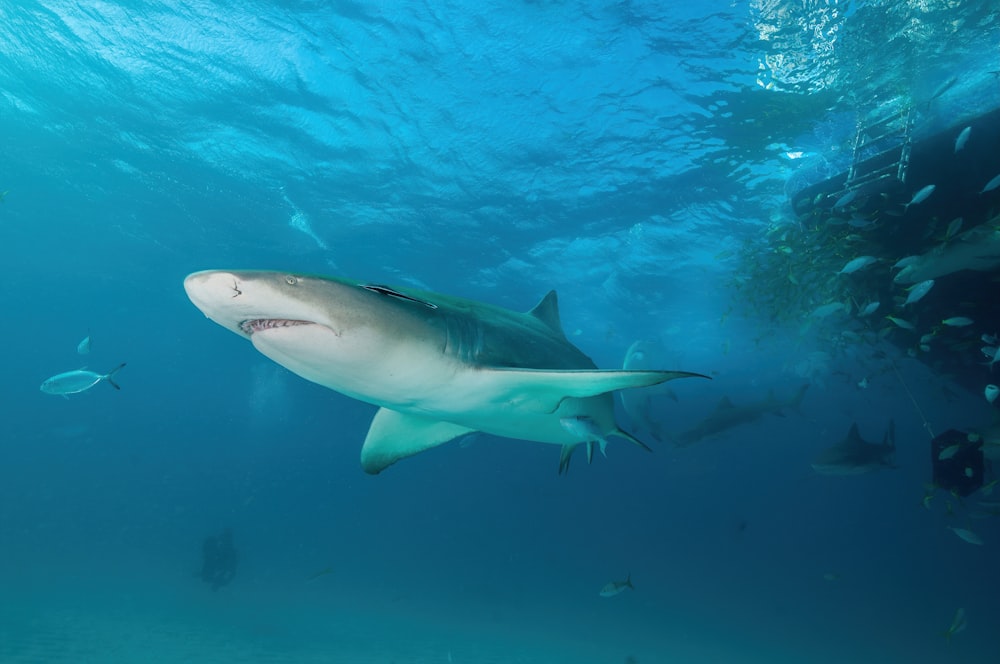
[{"xmin": 285, "ymin": 275, "xmax": 298, "ymax": 285}]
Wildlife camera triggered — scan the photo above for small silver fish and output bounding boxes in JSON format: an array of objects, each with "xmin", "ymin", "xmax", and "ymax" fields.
[
  {"xmin": 885, "ymin": 316, "xmax": 915, "ymax": 330},
  {"xmin": 981, "ymin": 346, "xmax": 1000, "ymax": 371},
  {"xmin": 77, "ymin": 334, "xmax": 91, "ymax": 355},
  {"xmin": 837, "ymin": 256, "xmax": 877, "ymax": 275},
  {"xmin": 904, "ymin": 184, "xmax": 935, "ymax": 210},
  {"xmin": 944, "ymin": 217, "xmax": 963, "ymax": 240},
  {"xmin": 40, "ymin": 363, "xmax": 126, "ymax": 396},
  {"xmin": 903, "ymin": 280, "xmax": 934, "ymax": 306},
  {"xmin": 942, "ymin": 317, "xmax": 974, "ymax": 327},
  {"xmin": 944, "ymin": 607, "xmax": 966, "ymax": 642},
  {"xmin": 599, "ymin": 573, "xmax": 634, "ymax": 597},
  {"xmin": 981, "ymin": 173, "xmax": 1000, "ymax": 194},
  {"xmin": 938, "ymin": 444, "xmax": 961, "ymax": 460},
  {"xmin": 948, "ymin": 526, "xmax": 983, "ymax": 546},
  {"xmin": 832, "ymin": 190, "xmax": 856, "ymax": 209},
  {"xmin": 954, "ymin": 126, "xmax": 971, "ymax": 153},
  {"xmin": 859, "ymin": 301, "xmax": 880, "ymax": 317}
]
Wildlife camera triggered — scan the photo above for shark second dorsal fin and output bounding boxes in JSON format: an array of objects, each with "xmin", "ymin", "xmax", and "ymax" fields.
[
  {"xmin": 717, "ymin": 396, "xmax": 736, "ymax": 410},
  {"xmin": 528, "ymin": 290, "xmax": 565, "ymax": 336}
]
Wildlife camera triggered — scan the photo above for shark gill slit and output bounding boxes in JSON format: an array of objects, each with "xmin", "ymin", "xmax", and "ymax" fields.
[{"xmin": 443, "ymin": 313, "xmax": 484, "ymax": 364}]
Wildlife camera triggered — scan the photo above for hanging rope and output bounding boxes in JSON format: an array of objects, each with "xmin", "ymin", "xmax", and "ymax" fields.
[{"xmin": 889, "ymin": 355, "xmax": 936, "ymax": 439}]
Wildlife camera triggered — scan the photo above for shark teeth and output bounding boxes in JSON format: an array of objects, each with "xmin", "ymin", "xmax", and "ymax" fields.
[{"xmin": 239, "ymin": 319, "xmax": 311, "ymax": 335}]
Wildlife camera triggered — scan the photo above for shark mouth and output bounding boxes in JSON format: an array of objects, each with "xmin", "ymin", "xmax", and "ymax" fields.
[{"xmin": 239, "ymin": 319, "xmax": 313, "ymax": 335}]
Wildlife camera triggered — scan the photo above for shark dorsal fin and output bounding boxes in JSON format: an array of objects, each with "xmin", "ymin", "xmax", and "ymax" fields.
[
  {"xmin": 717, "ymin": 396, "xmax": 736, "ymax": 410},
  {"xmin": 528, "ymin": 290, "xmax": 565, "ymax": 336}
]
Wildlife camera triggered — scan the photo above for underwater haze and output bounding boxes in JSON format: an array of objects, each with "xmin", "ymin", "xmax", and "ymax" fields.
[{"xmin": 2, "ymin": 1, "xmax": 999, "ymax": 662}]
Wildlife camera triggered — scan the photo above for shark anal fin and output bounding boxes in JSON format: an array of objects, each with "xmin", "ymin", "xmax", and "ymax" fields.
[
  {"xmin": 360, "ymin": 408, "xmax": 475, "ymax": 474},
  {"xmin": 558, "ymin": 444, "xmax": 576, "ymax": 474}
]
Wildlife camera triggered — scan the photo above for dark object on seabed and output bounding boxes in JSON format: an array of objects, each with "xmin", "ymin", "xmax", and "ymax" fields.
[
  {"xmin": 931, "ymin": 429, "xmax": 983, "ymax": 497},
  {"xmin": 200, "ymin": 528, "xmax": 238, "ymax": 590}
]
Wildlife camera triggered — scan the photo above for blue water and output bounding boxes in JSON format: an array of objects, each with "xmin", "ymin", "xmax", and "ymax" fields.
[{"xmin": 2, "ymin": 1, "xmax": 999, "ymax": 662}]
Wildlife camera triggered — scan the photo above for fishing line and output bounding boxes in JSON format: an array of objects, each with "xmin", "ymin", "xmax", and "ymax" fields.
[
  {"xmin": 888, "ymin": 355, "xmax": 935, "ymax": 440},
  {"xmin": 850, "ymin": 294, "xmax": 936, "ymax": 440}
]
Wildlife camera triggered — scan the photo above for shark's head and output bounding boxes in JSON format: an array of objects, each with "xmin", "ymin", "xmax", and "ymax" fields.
[{"xmin": 183, "ymin": 270, "xmax": 444, "ymax": 402}]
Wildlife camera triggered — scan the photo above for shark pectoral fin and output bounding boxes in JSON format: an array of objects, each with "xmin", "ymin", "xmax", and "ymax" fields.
[
  {"xmin": 360, "ymin": 408, "xmax": 476, "ymax": 474},
  {"xmin": 491, "ymin": 368, "xmax": 709, "ymax": 412}
]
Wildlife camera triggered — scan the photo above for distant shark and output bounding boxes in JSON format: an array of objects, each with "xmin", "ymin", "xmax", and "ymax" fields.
[
  {"xmin": 184, "ymin": 270, "xmax": 708, "ymax": 474},
  {"xmin": 894, "ymin": 223, "xmax": 1000, "ymax": 284},
  {"xmin": 812, "ymin": 421, "xmax": 896, "ymax": 475},
  {"xmin": 673, "ymin": 384, "xmax": 809, "ymax": 447}
]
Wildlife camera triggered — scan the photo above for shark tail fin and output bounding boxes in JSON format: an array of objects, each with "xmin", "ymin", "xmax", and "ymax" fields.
[
  {"xmin": 625, "ymin": 572, "xmax": 634, "ymax": 590},
  {"xmin": 104, "ymin": 363, "xmax": 126, "ymax": 390}
]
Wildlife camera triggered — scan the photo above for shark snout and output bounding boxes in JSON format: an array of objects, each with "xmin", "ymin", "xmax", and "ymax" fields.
[{"xmin": 184, "ymin": 270, "xmax": 242, "ymax": 313}]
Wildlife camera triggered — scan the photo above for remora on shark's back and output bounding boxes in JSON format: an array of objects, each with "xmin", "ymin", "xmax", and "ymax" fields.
[{"xmin": 184, "ymin": 270, "xmax": 708, "ymax": 473}]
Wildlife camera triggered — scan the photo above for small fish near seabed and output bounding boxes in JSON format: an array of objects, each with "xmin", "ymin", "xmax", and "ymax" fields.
[
  {"xmin": 40, "ymin": 363, "xmax": 126, "ymax": 397},
  {"xmin": 184, "ymin": 270, "xmax": 709, "ymax": 474},
  {"xmin": 599, "ymin": 573, "xmax": 634, "ymax": 597},
  {"xmin": 812, "ymin": 421, "xmax": 895, "ymax": 475}
]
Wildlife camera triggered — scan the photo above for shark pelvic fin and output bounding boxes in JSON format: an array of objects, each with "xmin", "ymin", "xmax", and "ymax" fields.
[
  {"xmin": 490, "ymin": 368, "xmax": 709, "ymax": 414},
  {"xmin": 360, "ymin": 408, "xmax": 476, "ymax": 474}
]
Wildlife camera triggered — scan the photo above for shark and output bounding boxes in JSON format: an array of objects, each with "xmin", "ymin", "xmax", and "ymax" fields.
[
  {"xmin": 183, "ymin": 270, "xmax": 708, "ymax": 474},
  {"xmin": 812, "ymin": 421, "xmax": 896, "ymax": 475},
  {"xmin": 894, "ymin": 223, "xmax": 1000, "ymax": 284},
  {"xmin": 672, "ymin": 384, "xmax": 809, "ymax": 447}
]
